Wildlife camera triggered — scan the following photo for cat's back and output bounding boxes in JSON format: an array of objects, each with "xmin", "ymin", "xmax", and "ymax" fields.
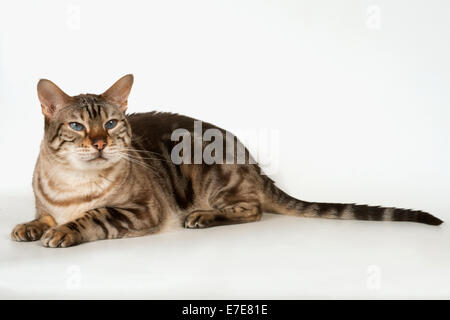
[
  {"xmin": 127, "ymin": 111, "xmax": 223, "ymax": 135},
  {"xmin": 127, "ymin": 111, "xmax": 226, "ymax": 153},
  {"xmin": 128, "ymin": 111, "xmax": 196, "ymax": 137}
]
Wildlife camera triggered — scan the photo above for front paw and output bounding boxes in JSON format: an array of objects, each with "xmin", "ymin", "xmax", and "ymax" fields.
[
  {"xmin": 184, "ymin": 211, "xmax": 215, "ymax": 228},
  {"xmin": 11, "ymin": 223, "xmax": 44, "ymax": 241},
  {"xmin": 41, "ymin": 226, "xmax": 82, "ymax": 248}
]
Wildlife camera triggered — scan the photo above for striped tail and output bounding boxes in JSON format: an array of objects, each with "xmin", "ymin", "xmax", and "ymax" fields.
[{"xmin": 262, "ymin": 180, "xmax": 443, "ymax": 226}]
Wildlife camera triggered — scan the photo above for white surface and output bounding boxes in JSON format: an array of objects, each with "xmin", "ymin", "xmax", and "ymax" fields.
[
  {"xmin": 1, "ymin": 0, "xmax": 450, "ymax": 299},
  {"xmin": 1, "ymin": 191, "xmax": 449, "ymax": 299}
]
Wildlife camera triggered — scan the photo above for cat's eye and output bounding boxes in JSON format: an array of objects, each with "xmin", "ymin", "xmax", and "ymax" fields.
[
  {"xmin": 69, "ymin": 122, "xmax": 84, "ymax": 131},
  {"xmin": 105, "ymin": 119, "xmax": 118, "ymax": 129}
]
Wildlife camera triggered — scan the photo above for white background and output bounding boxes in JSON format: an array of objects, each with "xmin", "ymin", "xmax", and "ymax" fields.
[{"xmin": 0, "ymin": 0, "xmax": 449, "ymax": 299}]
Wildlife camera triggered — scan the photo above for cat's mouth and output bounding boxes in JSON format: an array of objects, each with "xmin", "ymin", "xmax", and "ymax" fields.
[
  {"xmin": 75, "ymin": 150, "xmax": 119, "ymax": 164},
  {"xmin": 77, "ymin": 151, "xmax": 108, "ymax": 162},
  {"xmin": 87, "ymin": 154, "xmax": 107, "ymax": 162}
]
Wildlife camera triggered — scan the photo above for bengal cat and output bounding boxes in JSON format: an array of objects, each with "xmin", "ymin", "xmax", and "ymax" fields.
[{"xmin": 10, "ymin": 74, "xmax": 443, "ymax": 248}]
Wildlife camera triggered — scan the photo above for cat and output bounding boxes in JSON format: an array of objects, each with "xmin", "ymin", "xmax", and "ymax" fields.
[{"xmin": 10, "ymin": 74, "xmax": 443, "ymax": 248}]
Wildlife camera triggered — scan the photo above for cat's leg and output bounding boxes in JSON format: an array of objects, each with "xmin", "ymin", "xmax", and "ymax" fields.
[
  {"xmin": 185, "ymin": 174, "xmax": 263, "ymax": 228},
  {"xmin": 11, "ymin": 215, "xmax": 56, "ymax": 241},
  {"xmin": 184, "ymin": 202, "xmax": 262, "ymax": 228},
  {"xmin": 41, "ymin": 207, "xmax": 159, "ymax": 248}
]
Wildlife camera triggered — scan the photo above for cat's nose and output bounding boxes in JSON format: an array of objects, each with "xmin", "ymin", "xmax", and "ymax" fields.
[{"xmin": 92, "ymin": 139, "xmax": 106, "ymax": 151}]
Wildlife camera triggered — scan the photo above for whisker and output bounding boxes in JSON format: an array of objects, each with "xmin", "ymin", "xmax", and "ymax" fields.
[
  {"xmin": 120, "ymin": 148, "xmax": 165, "ymax": 157},
  {"xmin": 116, "ymin": 153, "xmax": 157, "ymax": 173},
  {"xmin": 119, "ymin": 150, "xmax": 173, "ymax": 164}
]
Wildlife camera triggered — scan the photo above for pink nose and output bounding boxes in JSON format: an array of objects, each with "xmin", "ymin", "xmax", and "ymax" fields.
[{"xmin": 93, "ymin": 139, "xmax": 106, "ymax": 150}]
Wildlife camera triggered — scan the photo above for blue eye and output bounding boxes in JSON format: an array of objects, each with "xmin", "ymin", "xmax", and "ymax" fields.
[
  {"xmin": 105, "ymin": 119, "xmax": 118, "ymax": 129},
  {"xmin": 69, "ymin": 122, "xmax": 84, "ymax": 131}
]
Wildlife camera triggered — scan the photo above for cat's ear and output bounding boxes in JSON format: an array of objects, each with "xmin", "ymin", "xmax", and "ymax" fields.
[
  {"xmin": 37, "ymin": 79, "xmax": 73, "ymax": 119},
  {"xmin": 101, "ymin": 74, "xmax": 134, "ymax": 112}
]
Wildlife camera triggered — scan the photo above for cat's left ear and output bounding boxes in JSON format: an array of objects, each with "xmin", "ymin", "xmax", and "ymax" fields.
[{"xmin": 101, "ymin": 74, "xmax": 134, "ymax": 112}]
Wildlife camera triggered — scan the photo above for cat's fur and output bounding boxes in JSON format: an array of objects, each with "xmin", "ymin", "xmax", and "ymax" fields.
[{"xmin": 11, "ymin": 74, "xmax": 443, "ymax": 248}]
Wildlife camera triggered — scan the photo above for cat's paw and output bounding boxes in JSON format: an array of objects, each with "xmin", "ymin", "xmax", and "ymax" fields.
[
  {"xmin": 184, "ymin": 212, "xmax": 215, "ymax": 228},
  {"xmin": 41, "ymin": 226, "xmax": 82, "ymax": 248},
  {"xmin": 11, "ymin": 223, "xmax": 44, "ymax": 241}
]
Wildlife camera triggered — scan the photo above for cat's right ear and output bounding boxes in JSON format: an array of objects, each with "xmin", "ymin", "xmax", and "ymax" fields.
[
  {"xmin": 101, "ymin": 74, "xmax": 134, "ymax": 112},
  {"xmin": 37, "ymin": 79, "xmax": 73, "ymax": 119}
]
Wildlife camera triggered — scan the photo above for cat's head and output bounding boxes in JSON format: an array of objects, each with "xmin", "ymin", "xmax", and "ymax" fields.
[{"xmin": 37, "ymin": 74, "xmax": 134, "ymax": 170}]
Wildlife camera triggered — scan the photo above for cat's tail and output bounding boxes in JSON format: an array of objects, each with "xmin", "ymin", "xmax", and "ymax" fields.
[{"xmin": 262, "ymin": 180, "xmax": 443, "ymax": 226}]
